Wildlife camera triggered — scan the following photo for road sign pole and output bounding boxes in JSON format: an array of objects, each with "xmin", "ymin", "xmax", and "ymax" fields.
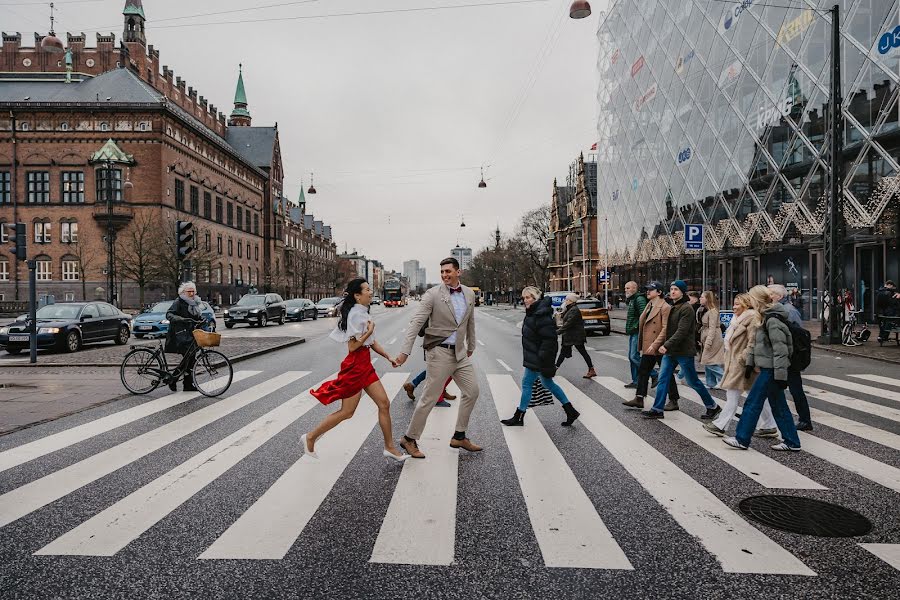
[
  {"xmin": 27, "ymin": 259, "xmax": 36, "ymax": 364},
  {"xmin": 702, "ymin": 244, "xmax": 706, "ymax": 293}
]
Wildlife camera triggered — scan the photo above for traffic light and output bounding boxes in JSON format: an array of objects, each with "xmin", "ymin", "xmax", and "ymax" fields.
[
  {"xmin": 5, "ymin": 222, "xmax": 26, "ymax": 262},
  {"xmin": 176, "ymin": 220, "xmax": 193, "ymax": 260}
]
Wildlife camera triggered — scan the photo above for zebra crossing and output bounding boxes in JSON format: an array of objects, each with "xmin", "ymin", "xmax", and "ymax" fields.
[{"xmin": 2, "ymin": 367, "xmax": 900, "ymax": 578}]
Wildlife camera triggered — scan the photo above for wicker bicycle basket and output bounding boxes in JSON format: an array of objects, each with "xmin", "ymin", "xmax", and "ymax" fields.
[{"xmin": 192, "ymin": 330, "xmax": 221, "ymax": 347}]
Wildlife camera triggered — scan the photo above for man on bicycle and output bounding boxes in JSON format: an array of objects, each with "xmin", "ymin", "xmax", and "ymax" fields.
[{"xmin": 165, "ymin": 281, "xmax": 206, "ymax": 392}]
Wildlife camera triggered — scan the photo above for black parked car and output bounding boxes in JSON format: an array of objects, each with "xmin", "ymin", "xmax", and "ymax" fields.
[
  {"xmin": 285, "ymin": 298, "xmax": 318, "ymax": 322},
  {"xmin": 0, "ymin": 302, "xmax": 132, "ymax": 354},
  {"xmin": 224, "ymin": 293, "xmax": 287, "ymax": 328}
]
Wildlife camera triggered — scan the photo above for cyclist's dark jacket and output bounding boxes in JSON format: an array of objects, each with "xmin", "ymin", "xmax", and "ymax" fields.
[{"xmin": 165, "ymin": 297, "xmax": 197, "ymax": 354}]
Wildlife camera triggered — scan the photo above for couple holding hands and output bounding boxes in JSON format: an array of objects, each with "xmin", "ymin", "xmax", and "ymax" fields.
[{"xmin": 301, "ymin": 257, "xmax": 481, "ymax": 462}]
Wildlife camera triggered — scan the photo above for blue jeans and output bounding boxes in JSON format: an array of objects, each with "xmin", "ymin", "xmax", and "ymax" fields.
[
  {"xmin": 735, "ymin": 368, "xmax": 801, "ymax": 448},
  {"xmin": 788, "ymin": 370, "xmax": 811, "ymax": 424},
  {"xmin": 704, "ymin": 364, "xmax": 724, "ymax": 388},
  {"xmin": 652, "ymin": 355, "xmax": 716, "ymax": 413},
  {"xmin": 519, "ymin": 368, "xmax": 570, "ymax": 412},
  {"xmin": 412, "ymin": 369, "xmax": 426, "ymax": 387},
  {"xmin": 628, "ymin": 334, "xmax": 656, "ymax": 382}
]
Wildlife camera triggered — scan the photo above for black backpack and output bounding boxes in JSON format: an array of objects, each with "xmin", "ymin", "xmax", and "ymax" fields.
[
  {"xmin": 417, "ymin": 320, "xmax": 428, "ymax": 337},
  {"xmin": 765, "ymin": 313, "xmax": 811, "ymax": 372}
]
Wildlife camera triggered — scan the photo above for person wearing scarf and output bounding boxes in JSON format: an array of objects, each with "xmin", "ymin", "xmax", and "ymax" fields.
[{"xmin": 165, "ymin": 281, "xmax": 204, "ymax": 391}]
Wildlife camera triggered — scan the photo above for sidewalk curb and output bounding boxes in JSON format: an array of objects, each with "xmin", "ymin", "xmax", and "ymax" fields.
[{"xmin": 0, "ymin": 338, "xmax": 305, "ymax": 368}]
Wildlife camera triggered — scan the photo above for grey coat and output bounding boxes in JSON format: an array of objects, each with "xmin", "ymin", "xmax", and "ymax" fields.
[{"xmin": 746, "ymin": 302, "xmax": 793, "ymax": 382}]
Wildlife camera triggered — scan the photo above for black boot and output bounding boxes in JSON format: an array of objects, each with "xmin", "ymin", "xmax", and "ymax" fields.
[
  {"xmin": 561, "ymin": 402, "xmax": 580, "ymax": 427},
  {"xmin": 501, "ymin": 409, "xmax": 525, "ymax": 426},
  {"xmin": 183, "ymin": 376, "xmax": 197, "ymax": 392}
]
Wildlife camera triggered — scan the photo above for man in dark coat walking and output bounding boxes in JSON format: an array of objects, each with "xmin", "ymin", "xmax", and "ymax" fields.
[{"xmin": 555, "ymin": 293, "xmax": 596, "ymax": 378}]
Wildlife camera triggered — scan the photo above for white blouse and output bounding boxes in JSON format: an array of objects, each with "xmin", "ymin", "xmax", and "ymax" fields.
[{"xmin": 329, "ymin": 304, "xmax": 374, "ymax": 346}]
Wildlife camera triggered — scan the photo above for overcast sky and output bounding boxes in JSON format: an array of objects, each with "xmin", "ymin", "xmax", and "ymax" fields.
[{"xmin": 7, "ymin": 0, "xmax": 603, "ymax": 281}]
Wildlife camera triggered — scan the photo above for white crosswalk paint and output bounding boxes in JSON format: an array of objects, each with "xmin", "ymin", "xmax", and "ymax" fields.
[
  {"xmin": 0, "ymin": 371, "xmax": 259, "ymax": 474},
  {"xmin": 802, "ymin": 406, "xmax": 900, "ymax": 452},
  {"xmin": 496, "ymin": 359, "xmax": 513, "ymax": 372},
  {"xmin": 805, "ymin": 375, "xmax": 900, "ymax": 404},
  {"xmin": 200, "ymin": 373, "xmax": 408, "ymax": 560},
  {"xmin": 859, "ymin": 544, "xmax": 900, "ymax": 571},
  {"xmin": 849, "ymin": 374, "xmax": 900, "ymax": 389},
  {"xmin": 801, "ymin": 385, "xmax": 900, "ymax": 424},
  {"xmin": 486, "ymin": 375, "xmax": 632, "ymax": 569},
  {"xmin": 388, "ymin": 337, "xmax": 397, "ymax": 345},
  {"xmin": 0, "ymin": 371, "xmax": 309, "ymax": 530},
  {"xmin": 35, "ymin": 374, "xmax": 334, "ymax": 557},
  {"xmin": 370, "ymin": 378, "xmax": 460, "ymax": 566},
  {"xmin": 555, "ymin": 379, "xmax": 815, "ymax": 575},
  {"xmin": 592, "ymin": 378, "xmax": 825, "ymax": 490},
  {"xmin": 676, "ymin": 387, "xmax": 900, "ymax": 495},
  {"xmin": 599, "ymin": 351, "xmax": 628, "ymax": 362},
  {"xmin": 477, "ymin": 340, "xmax": 485, "ymax": 346}
]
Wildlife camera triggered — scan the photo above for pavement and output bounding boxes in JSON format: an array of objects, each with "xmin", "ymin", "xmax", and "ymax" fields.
[{"xmin": 0, "ymin": 303, "xmax": 899, "ymax": 598}]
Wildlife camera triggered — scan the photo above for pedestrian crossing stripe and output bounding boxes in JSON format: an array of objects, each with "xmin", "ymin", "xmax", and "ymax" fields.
[
  {"xmin": 806, "ymin": 375, "xmax": 900, "ymax": 404},
  {"xmin": 849, "ymin": 374, "xmax": 900, "ymax": 389},
  {"xmin": 803, "ymin": 384, "xmax": 900, "ymax": 424}
]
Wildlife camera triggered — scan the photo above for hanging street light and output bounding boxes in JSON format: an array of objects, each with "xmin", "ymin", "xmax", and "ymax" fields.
[
  {"xmin": 478, "ymin": 166, "xmax": 487, "ymax": 188},
  {"xmin": 569, "ymin": 0, "xmax": 591, "ymax": 19},
  {"xmin": 307, "ymin": 172, "xmax": 317, "ymax": 194},
  {"xmin": 41, "ymin": 3, "xmax": 65, "ymax": 53}
]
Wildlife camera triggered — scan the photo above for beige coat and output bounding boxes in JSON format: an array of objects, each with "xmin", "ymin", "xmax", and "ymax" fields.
[
  {"xmin": 698, "ymin": 307, "xmax": 725, "ymax": 365},
  {"xmin": 638, "ymin": 296, "xmax": 671, "ymax": 355},
  {"xmin": 719, "ymin": 309, "xmax": 760, "ymax": 391},
  {"xmin": 401, "ymin": 283, "xmax": 476, "ymax": 362}
]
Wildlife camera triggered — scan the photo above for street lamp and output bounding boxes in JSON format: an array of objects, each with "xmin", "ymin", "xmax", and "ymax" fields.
[{"xmin": 569, "ymin": 0, "xmax": 591, "ymax": 19}]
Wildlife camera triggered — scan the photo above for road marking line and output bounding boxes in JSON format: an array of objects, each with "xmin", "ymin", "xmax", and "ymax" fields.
[
  {"xmin": 860, "ymin": 544, "xmax": 900, "ymax": 571},
  {"xmin": 477, "ymin": 340, "xmax": 485, "ymax": 346},
  {"xmin": 677, "ymin": 388, "xmax": 900, "ymax": 495},
  {"xmin": 200, "ymin": 373, "xmax": 408, "ymax": 560},
  {"xmin": 388, "ymin": 337, "xmax": 397, "ymax": 345},
  {"xmin": 555, "ymin": 379, "xmax": 815, "ymax": 575},
  {"xmin": 592, "ymin": 378, "xmax": 824, "ymax": 490},
  {"xmin": 516, "ymin": 320, "xmax": 524, "ymax": 329},
  {"xmin": 35, "ymin": 374, "xmax": 335, "ymax": 557},
  {"xmin": 496, "ymin": 359, "xmax": 513, "ymax": 372},
  {"xmin": 0, "ymin": 372, "xmax": 260, "ymax": 474},
  {"xmin": 800, "ymin": 406, "xmax": 900, "ymax": 452},
  {"xmin": 487, "ymin": 375, "xmax": 632, "ymax": 569},
  {"xmin": 370, "ymin": 379, "xmax": 459, "ymax": 566},
  {"xmin": 849, "ymin": 374, "xmax": 900, "ymax": 389},
  {"xmin": 0, "ymin": 372, "xmax": 310, "ymax": 530},
  {"xmin": 805, "ymin": 375, "xmax": 900, "ymax": 403},
  {"xmin": 801, "ymin": 385, "xmax": 900, "ymax": 424},
  {"xmin": 599, "ymin": 351, "xmax": 628, "ymax": 362}
]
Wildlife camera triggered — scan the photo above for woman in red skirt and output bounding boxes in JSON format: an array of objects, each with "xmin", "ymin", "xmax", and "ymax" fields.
[{"xmin": 303, "ymin": 278, "xmax": 409, "ymax": 461}]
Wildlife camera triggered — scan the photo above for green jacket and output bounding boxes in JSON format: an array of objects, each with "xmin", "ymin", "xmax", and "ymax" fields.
[
  {"xmin": 662, "ymin": 297, "xmax": 696, "ymax": 356},
  {"xmin": 625, "ymin": 293, "xmax": 648, "ymax": 335}
]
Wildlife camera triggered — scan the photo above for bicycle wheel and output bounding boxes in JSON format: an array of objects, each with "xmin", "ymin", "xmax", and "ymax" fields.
[
  {"xmin": 121, "ymin": 348, "xmax": 165, "ymax": 394},
  {"xmin": 192, "ymin": 349, "xmax": 233, "ymax": 397}
]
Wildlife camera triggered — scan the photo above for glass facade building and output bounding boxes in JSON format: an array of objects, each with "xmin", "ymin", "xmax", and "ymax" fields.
[{"xmin": 596, "ymin": 0, "xmax": 900, "ymax": 320}]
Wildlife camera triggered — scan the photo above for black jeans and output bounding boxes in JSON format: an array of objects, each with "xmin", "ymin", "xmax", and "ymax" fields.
[
  {"xmin": 636, "ymin": 354, "xmax": 678, "ymax": 400},
  {"xmin": 556, "ymin": 344, "xmax": 593, "ymax": 369}
]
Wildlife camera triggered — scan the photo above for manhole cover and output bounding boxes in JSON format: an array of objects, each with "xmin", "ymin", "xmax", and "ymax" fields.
[
  {"xmin": 0, "ymin": 383, "xmax": 37, "ymax": 389},
  {"xmin": 739, "ymin": 495, "xmax": 872, "ymax": 537}
]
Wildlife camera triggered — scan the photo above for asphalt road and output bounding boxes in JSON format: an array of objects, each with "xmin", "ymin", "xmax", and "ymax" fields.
[{"xmin": 1, "ymin": 303, "xmax": 899, "ymax": 599}]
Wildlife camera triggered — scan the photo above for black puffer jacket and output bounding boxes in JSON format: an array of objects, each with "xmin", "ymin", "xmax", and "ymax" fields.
[
  {"xmin": 165, "ymin": 297, "xmax": 201, "ymax": 354},
  {"xmin": 522, "ymin": 296, "xmax": 558, "ymax": 376}
]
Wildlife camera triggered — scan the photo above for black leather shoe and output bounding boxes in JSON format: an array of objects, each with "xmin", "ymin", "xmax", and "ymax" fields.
[
  {"xmin": 796, "ymin": 421, "xmax": 813, "ymax": 431},
  {"xmin": 700, "ymin": 406, "xmax": 722, "ymax": 421},
  {"xmin": 641, "ymin": 410, "xmax": 664, "ymax": 419},
  {"xmin": 624, "ymin": 382, "xmax": 637, "ymax": 389}
]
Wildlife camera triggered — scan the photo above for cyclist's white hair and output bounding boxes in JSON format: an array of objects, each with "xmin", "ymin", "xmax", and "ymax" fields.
[
  {"xmin": 178, "ymin": 281, "xmax": 197, "ymax": 294},
  {"xmin": 767, "ymin": 284, "xmax": 788, "ymax": 300}
]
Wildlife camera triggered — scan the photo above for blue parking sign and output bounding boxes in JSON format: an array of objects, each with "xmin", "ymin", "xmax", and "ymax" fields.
[{"xmin": 685, "ymin": 224, "xmax": 704, "ymax": 250}]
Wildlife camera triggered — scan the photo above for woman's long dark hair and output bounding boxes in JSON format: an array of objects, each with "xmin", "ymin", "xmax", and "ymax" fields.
[{"xmin": 338, "ymin": 278, "xmax": 368, "ymax": 332}]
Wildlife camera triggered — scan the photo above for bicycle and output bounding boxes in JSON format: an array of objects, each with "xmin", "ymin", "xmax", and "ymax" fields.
[
  {"xmin": 841, "ymin": 309, "xmax": 871, "ymax": 347},
  {"xmin": 120, "ymin": 328, "xmax": 233, "ymax": 397}
]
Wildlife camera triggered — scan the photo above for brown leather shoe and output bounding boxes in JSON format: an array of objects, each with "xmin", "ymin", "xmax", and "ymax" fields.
[
  {"xmin": 403, "ymin": 382, "xmax": 416, "ymax": 400},
  {"xmin": 449, "ymin": 438, "xmax": 482, "ymax": 452},
  {"xmin": 441, "ymin": 392, "xmax": 456, "ymax": 401},
  {"xmin": 583, "ymin": 368, "xmax": 597, "ymax": 379},
  {"xmin": 622, "ymin": 396, "xmax": 644, "ymax": 408},
  {"xmin": 400, "ymin": 437, "xmax": 425, "ymax": 459}
]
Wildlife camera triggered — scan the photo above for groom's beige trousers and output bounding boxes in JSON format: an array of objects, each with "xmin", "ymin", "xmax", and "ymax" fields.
[{"xmin": 405, "ymin": 346, "xmax": 479, "ymax": 440}]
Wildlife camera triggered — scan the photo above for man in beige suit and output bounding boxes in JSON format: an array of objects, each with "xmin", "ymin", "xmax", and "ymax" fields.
[{"xmin": 395, "ymin": 257, "xmax": 481, "ymax": 458}]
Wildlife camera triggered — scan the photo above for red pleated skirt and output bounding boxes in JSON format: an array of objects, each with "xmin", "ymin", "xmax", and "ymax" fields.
[{"xmin": 311, "ymin": 346, "xmax": 380, "ymax": 405}]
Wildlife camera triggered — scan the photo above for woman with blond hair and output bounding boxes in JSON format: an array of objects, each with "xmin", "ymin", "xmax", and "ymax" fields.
[
  {"xmin": 703, "ymin": 288, "xmax": 777, "ymax": 437},
  {"xmin": 698, "ymin": 291, "xmax": 725, "ymax": 388}
]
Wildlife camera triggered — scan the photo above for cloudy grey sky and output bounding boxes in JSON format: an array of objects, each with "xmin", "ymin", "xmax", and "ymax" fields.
[{"xmin": 6, "ymin": 0, "xmax": 603, "ymax": 281}]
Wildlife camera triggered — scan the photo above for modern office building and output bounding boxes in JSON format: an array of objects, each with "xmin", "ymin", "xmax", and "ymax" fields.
[
  {"xmin": 595, "ymin": 0, "xmax": 900, "ymax": 320},
  {"xmin": 451, "ymin": 246, "xmax": 473, "ymax": 272}
]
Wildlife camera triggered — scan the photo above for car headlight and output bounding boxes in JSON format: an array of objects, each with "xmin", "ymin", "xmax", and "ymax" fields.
[
  {"xmin": 161, "ymin": 319, "xmax": 169, "ymax": 325},
  {"xmin": 0, "ymin": 327, "xmax": 8, "ymax": 335},
  {"xmin": 249, "ymin": 309, "xmax": 260, "ymax": 313},
  {"xmin": 291, "ymin": 308, "xmax": 300, "ymax": 313},
  {"xmin": 224, "ymin": 309, "xmax": 229, "ymax": 315},
  {"xmin": 38, "ymin": 327, "xmax": 60, "ymax": 334}
]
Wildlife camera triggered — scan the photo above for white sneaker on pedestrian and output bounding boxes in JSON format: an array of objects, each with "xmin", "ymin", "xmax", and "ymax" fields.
[
  {"xmin": 770, "ymin": 442, "xmax": 801, "ymax": 452},
  {"xmin": 723, "ymin": 436, "xmax": 748, "ymax": 450}
]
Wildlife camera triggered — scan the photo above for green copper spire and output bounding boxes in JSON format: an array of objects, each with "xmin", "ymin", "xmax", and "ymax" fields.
[
  {"xmin": 230, "ymin": 64, "xmax": 251, "ymax": 122},
  {"xmin": 123, "ymin": 0, "xmax": 145, "ymax": 18}
]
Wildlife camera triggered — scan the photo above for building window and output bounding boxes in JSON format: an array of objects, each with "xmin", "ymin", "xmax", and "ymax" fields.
[
  {"xmin": 247, "ymin": 243, "xmax": 251, "ymax": 259},
  {"xmin": 238, "ymin": 265, "xmax": 243, "ymax": 285},
  {"xmin": 27, "ymin": 171, "xmax": 50, "ymax": 203},
  {"xmin": 99, "ymin": 122, "xmax": 110, "ymax": 132},
  {"xmin": 227, "ymin": 264, "xmax": 233, "ymax": 285},
  {"xmin": 96, "ymin": 168, "xmax": 123, "ymax": 202},
  {"xmin": 226, "ymin": 202, "xmax": 233, "ymax": 227},
  {"xmin": 217, "ymin": 235, "xmax": 223, "ymax": 254},
  {"xmin": 190, "ymin": 185, "xmax": 199, "ymax": 215},
  {"xmin": 0, "ymin": 260, "xmax": 8, "ymax": 281},
  {"xmin": 237, "ymin": 240, "xmax": 243, "ymax": 258},
  {"xmin": 215, "ymin": 265, "xmax": 222, "ymax": 284},
  {"xmin": 62, "ymin": 259, "xmax": 79, "ymax": 281},
  {"xmin": 0, "ymin": 172, "xmax": 9, "ymax": 203},
  {"xmin": 236, "ymin": 207, "xmax": 243, "ymax": 231},
  {"xmin": 228, "ymin": 238, "xmax": 233, "ymax": 256},
  {"xmin": 0, "ymin": 221, "xmax": 7, "ymax": 243},
  {"xmin": 61, "ymin": 171, "xmax": 85, "ymax": 203},
  {"xmin": 248, "ymin": 266, "xmax": 253, "ymax": 286},
  {"xmin": 174, "ymin": 179, "xmax": 185, "ymax": 210},
  {"xmin": 203, "ymin": 267, "xmax": 210, "ymax": 283},
  {"xmin": 205, "ymin": 231, "xmax": 211, "ymax": 252},
  {"xmin": 36, "ymin": 258, "xmax": 51, "ymax": 281},
  {"xmin": 215, "ymin": 196, "xmax": 223, "ymax": 222},
  {"xmin": 34, "ymin": 221, "xmax": 51, "ymax": 243},
  {"xmin": 253, "ymin": 213, "xmax": 259, "ymax": 235},
  {"xmin": 203, "ymin": 192, "xmax": 212, "ymax": 219},
  {"xmin": 61, "ymin": 221, "xmax": 78, "ymax": 243},
  {"xmin": 255, "ymin": 245, "xmax": 259, "ymax": 261}
]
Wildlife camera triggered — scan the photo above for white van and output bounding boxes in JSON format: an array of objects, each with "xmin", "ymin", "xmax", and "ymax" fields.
[{"xmin": 545, "ymin": 291, "xmax": 574, "ymax": 314}]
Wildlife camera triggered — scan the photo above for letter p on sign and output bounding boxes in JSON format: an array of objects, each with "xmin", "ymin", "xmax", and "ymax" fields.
[{"xmin": 685, "ymin": 224, "xmax": 704, "ymax": 250}]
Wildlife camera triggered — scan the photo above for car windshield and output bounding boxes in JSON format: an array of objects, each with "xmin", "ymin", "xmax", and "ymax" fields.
[
  {"xmin": 285, "ymin": 299, "xmax": 306, "ymax": 307},
  {"xmin": 236, "ymin": 295, "xmax": 265, "ymax": 307},
  {"xmin": 36, "ymin": 305, "xmax": 82, "ymax": 320},
  {"xmin": 318, "ymin": 298, "xmax": 340, "ymax": 305},
  {"xmin": 578, "ymin": 301, "xmax": 605, "ymax": 310},
  {"xmin": 149, "ymin": 301, "xmax": 173, "ymax": 314}
]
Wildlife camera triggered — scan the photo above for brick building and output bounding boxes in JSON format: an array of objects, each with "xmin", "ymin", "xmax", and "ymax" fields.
[{"xmin": 0, "ymin": 0, "xmax": 341, "ymax": 307}]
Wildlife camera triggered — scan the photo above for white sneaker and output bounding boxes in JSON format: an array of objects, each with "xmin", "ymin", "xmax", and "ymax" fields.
[
  {"xmin": 771, "ymin": 442, "xmax": 801, "ymax": 452},
  {"xmin": 723, "ymin": 436, "xmax": 748, "ymax": 450}
]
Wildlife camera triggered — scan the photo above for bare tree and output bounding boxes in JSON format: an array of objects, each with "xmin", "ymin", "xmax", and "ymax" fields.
[
  {"xmin": 516, "ymin": 204, "xmax": 552, "ymax": 290},
  {"xmin": 71, "ymin": 237, "xmax": 97, "ymax": 302},
  {"xmin": 115, "ymin": 211, "xmax": 158, "ymax": 307},
  {"xmin": 147, "ymin": 215, "xmax": 216, "ymax": 295}
]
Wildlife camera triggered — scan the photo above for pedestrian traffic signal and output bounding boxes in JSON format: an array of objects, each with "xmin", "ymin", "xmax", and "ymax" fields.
[
  {"xmin": 176, "ymin": 220, "xmax": 193, "ymax": 260},
  {"xmin": 5, "ymin": 222, "xmax": 26, "ymax": 262}
]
